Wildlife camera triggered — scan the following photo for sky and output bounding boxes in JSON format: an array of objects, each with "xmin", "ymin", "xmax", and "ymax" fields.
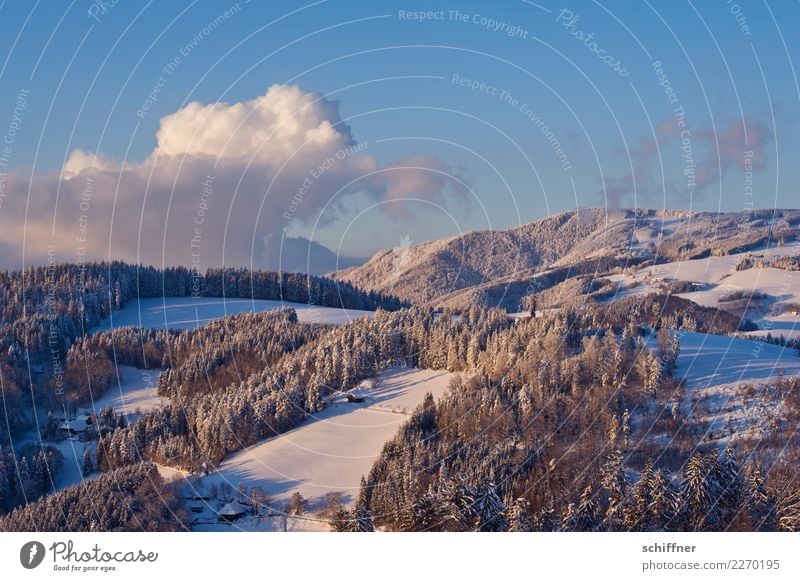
[{"xmin": 0, "ymin": 0, "xmax": 797, "ymax": 273}]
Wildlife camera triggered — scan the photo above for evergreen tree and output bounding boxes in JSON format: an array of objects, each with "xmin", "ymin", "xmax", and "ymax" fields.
[
  {"xmin": 745, "ymin": 462, "xmax": 775, "ymax": 530},
  {"xmin": 573, "ymin": 485, "xmax": 598, "ymax": 531},
  {"xmin": 717, "ymin": 446, "xmax": 742, "ymax": 526},
  {"xmin": 600, "ymin": 450, "xmax": 628, "ymax": 530},
  {"xmin": 678, "ymin": 453, "xmax": 722, "ymax": 531},
  {"xmin": 506, "ymin": 497, "xmax": 533, "ymax": 532},
  {"xmin": 472, "ymin": 479, "xmax": 507, "ymax": 532},
  {"xmin": 82, "ymin": 448, "xmax": 94, "ymax": 477},
  {"xmin": 402, "ymin": 490, "xmax": 444, "ymax": 532}
]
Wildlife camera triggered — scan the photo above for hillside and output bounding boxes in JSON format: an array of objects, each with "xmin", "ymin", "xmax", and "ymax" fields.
[{"xmin": 333, "ymin": 208, "xmax": 800, "ymax": 310}]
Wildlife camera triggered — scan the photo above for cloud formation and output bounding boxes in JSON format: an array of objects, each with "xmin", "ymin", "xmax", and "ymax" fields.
[
  {"xmin": 0, "ymin": 85, "xmax": 467, "ymax": 273},
  {"xmin": 600, "ymin": 116, "xmax": 771, "ymax": 208}
]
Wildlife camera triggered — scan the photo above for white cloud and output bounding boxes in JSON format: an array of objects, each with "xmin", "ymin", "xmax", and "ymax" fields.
[
  {"xmin": 62, "ymin": 149, "xmax": 118, "ymax": 178},
  {"xmin": 152, "ymin": 84, "xmax": 349, "ymax": 164},
  {"xmin": 0, "ymin": 85, "xmax": 468, "ymax": 272}
]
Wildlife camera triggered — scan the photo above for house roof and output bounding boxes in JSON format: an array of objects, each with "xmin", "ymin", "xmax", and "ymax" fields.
[
  {"xmin": 218, "ymin": 501, "xmax": 248, "ymax": 517},
  {"xmin": 59, "ymin": 418, "xmax": 89, "ymax": 432}
]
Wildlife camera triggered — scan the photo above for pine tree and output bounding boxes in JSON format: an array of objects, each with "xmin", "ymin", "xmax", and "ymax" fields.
[
  {"xmin": 601, "ymin": 450, "xmax": 628, "ymax": 530},
  {"xmin": 678, "ymin": 453, "xmax": 722, "ymax": 530},
  {"xmin": 671, "ymin": 331, "xmax": 680, "ymax": 369},
  {"xmin": 625, "ymin": 459, "xmax": 655, "ymax": 531},
  {"xmin": 506, "ymin": 497, "xmax": 533, "ymax": 532},
  {"xmin": 620, "ymin": 409, "xmax": 631, "ymax": 449},
  {"xmin": 354, "ymin": 503, "xmax": 374, "ymax": 532},
  {"xmin": 560, "ymin": 502, "xmax": 576, "ymax": 531},
  {"xmin": 717, "ymin": 446, "xmax": 742, "ymax": 526},
  {"xmin": 18, "ymin": 457, "xmax": 32, "ymax": 498},
  {"xmin": 647, "ymin": 352, "xmax": 661, "ymax": 396},
  {"xmin": 472, "ymin": 479, "xmax": 507, "ymax": 532},
  {"xmin": 439, "ymin": 477, "xmax": 474, "ymax": 532},
  {"xmin": 573, "ymin": 484, "xmax": 597, "ymax": 531},
  {"xmin": 329, "ymin": 506, "xmax": 354, "ymax": 532},
  {"xmin": 745, "ymin": 461, "xmax": 774, "ymax": 530},
  {"xmin": 649, "ymin": 469, "xmax": 676, "ymax": 530},
  {"xmin": 82, "ymin": 448, "xmax": 94, "ymax": 477},
  {"xmin": 402, "ymin": 490, "xmax": 444, "ymax": 531}
]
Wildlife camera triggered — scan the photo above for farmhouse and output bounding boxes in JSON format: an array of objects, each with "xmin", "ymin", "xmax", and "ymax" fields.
[
  {"xmin": 218, "ymin": 501, "xmax": 248, "ymax": 521},
  {"xmin": 58, "ymin": 416, "xmax": 91, "ymax": 437}
]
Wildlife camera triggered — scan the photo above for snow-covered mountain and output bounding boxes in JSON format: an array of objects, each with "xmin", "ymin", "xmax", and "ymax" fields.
[{"xmin": 333, "ymin": 208, "xmax": 800, "ymax": 312}]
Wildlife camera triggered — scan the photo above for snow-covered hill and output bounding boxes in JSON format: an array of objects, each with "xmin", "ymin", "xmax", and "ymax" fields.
[
  {"xmin": 656, "ymin": 331, "xmax": 800, "ymax": 446},
  {"xmin": 333, "ymin": 208, "xmax": 800, "ymax": 310},
  {"xmin": 191, "ymin": 367, "xmax": 453, "ymax": 531},
  {"xmin": 604, "ymin": 243, "xmax": 800, "ymax": 340}
]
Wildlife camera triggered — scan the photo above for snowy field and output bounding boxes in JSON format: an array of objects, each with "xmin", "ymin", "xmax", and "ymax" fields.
[
  {"xmin": 602, "ymin": 243, "xmax": 800, "ymax": 339},
  {"xmin": 640, "ymin": 243, "xmax": 799, "ymax": 285},
  {"xmin": 94, "ymin": 297, "xmax": 375, "ymax": 332},
  {"xmin": 658, "ymin": 331, "xmax": 800, "ymax": 445},
  {"xmin": 82, "ymin": 365, "xmax": 166, "ymax": 418},
  {"xmin": 191, "ymin": 367, "xmax": 453, "ymax": 531},
  {"xmin": 50, "ymin": 438, "xmax": 95, "ymax": 491},
  {"xmin": 671, "ymin": 331, "xmax": 800, "ymax": 388}
]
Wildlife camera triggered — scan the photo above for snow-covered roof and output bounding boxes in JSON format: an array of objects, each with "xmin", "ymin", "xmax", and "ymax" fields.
[
  {"xmin": 59, "ymin": 419, "xmax": 89, "ymax": 432},
  {"xmin": 218, "ymin": 501, "xmax": 248, "ymax": 517}
]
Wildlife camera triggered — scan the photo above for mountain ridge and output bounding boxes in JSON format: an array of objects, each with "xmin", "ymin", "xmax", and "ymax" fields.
[{"xmin": 332, "ymin": 207, "xmax": 800, "ymax": 310}]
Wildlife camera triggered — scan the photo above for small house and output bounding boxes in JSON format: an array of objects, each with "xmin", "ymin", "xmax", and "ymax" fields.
[
  {"xmin": 58, "ymin": 416, "xmax": 90, "ymax": 437},
  {"xmin": 218, "ymin": 500, "xmax": 248, "ymax": 522}
]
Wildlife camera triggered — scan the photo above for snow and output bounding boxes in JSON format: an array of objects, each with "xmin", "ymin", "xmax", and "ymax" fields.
[
  {"xmin": 655, "ymin": 330, "xmax": 800, "ymax": 445},
  {"xmin": 49, "ymin": 439, "xmax": 95, "ymax": 490},
  {"xmin": 94, "ymin": 297, "xmax": 375, "ymax": 332},
  {"xmin": 670, "ymin": 331, "xmax": 800, "ymax": 388},
  {"xmin": 742, "ymin": 314, "xmax": 800, "ymax": 342},
  {"xmin": 10, "ymin": 366, "xmax": 167, "ymax": 497},
  {"xmin": 508, "ymin": 308, "xmax": 560, "ymax": 320},
  {"xmin": 156, "ymin": 463, "xmax": 189, "ymax": 483},
  {"xmin": 599, "ymin": 243, "xmax": 800, "ymax": 335},
  {"xmin": 82, "ymin": 365, "xmax": 166, "ymax": 418},
  {"xmin": 674, "ymin": 268, "xmax": 800, "ymax": 307},
  {"xmin": 639, "ymin": 243, "xmax": 800, "ymax": 285},
  {"xmin": 219, "ymin": 500, "xmax": 249, "ymax": 517},
  {"xmin": 189, "ymin": 367, "xmax": 453, "ymax": 531},
  {"xmin": 193, "ymin": 513, "xmax": 330, "ymax": 532}
]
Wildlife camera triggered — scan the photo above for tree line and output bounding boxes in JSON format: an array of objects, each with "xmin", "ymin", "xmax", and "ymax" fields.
[
  {"xmin": 0, "ymin": 462, "xmax": 185, "ymax": 532},
  {"xmin": 0, "ymin": 261, "xmax": 403, "ymax": 445}
]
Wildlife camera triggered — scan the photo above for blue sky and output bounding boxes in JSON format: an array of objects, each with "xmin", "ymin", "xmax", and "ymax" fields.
[{"xmin": 0, "ymin": 0, "xmax": 797, "ymax": 268}]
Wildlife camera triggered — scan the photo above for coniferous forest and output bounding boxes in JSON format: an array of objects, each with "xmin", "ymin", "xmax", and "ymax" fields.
[{"xmin": 1, "ymin": 247, "xmax": 800, "ymax": 532}]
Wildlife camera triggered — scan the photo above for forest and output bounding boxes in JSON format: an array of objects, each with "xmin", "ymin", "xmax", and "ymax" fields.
[
  {"xmin": 0, "ymin": 261, "xmax": 403, "ymax": 445},
  {"xmin": 1, "ymin": 258, "xmax": 800, "ymax": 531}
]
